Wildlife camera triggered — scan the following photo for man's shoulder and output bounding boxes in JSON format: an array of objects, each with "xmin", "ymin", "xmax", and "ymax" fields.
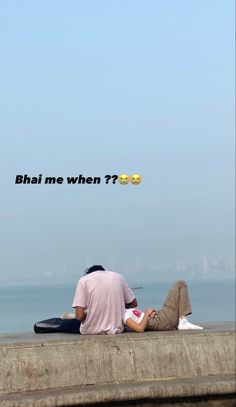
[
  {"xmin": 107, "ymin": 271, "xmax": 124, "ymax": 280},
  {"xmin": 77, "ymin": 274, "xmax": 90, "ymax": 285}
]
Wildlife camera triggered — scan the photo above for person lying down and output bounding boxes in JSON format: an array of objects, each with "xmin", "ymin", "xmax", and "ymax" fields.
[{"xmin": 62, "ymin": 280, "xmax": 203, "ymax": 332}]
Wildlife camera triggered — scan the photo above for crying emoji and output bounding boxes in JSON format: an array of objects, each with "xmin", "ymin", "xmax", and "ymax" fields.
[
  {"xmin": 118, "ymin": 174, "xmax": 130, "ymax": 185},
  {"xmin": 130, "ymin": 174, "xmax": 142, "ymax": 185}
]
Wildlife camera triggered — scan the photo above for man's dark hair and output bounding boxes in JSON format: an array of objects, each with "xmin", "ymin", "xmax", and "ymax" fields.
[{"xmin": 84, "ymin": 265, "xmax": 105, "ymax": 275}]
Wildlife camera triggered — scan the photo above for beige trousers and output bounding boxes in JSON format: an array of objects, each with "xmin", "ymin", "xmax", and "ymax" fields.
[{"xmin": 146, "ymin": 280, "xmax": 192, "ymax": 331}]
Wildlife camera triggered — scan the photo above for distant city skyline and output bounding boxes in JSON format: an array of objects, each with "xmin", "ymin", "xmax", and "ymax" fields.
[{"xmin": 0, "ymin": 255, "xmax": 234, "ymax": 286}]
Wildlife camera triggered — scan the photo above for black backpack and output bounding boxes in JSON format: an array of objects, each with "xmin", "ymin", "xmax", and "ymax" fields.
[{"xmin": 34, "ymin": 317, "xmax": 81, "ymax": 334}]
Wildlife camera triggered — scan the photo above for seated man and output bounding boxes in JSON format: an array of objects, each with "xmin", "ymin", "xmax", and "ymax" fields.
[{"xmin": 73, "ymin": 265, "xmax": 137, "ymax": 334}]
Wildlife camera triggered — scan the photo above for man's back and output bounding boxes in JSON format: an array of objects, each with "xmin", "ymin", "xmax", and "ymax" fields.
[{"xmin": 73, "ymin": 270, "xmax": 135, "ymax": 334}]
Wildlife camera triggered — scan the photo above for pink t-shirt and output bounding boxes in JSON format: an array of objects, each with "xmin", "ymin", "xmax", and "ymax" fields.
[{"xmin": 72, "ymin": 270, "xmax": 135, "ymax": 334}]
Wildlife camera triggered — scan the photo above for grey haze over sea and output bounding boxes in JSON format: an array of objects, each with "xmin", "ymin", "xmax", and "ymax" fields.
[{"xmin": 0, "ymin": 279, "xmax": 234, "ymax": 333}]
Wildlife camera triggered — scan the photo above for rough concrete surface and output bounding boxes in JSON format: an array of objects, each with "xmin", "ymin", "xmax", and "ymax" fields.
[{"xmin": 0, "ymin": 322, "xmax": 235, "ymax": 406}]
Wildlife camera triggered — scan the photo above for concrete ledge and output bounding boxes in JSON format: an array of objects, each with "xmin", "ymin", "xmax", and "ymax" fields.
[
  {"xmin": 0, "ymin": 322, "xmax": 235, "ymax": 406},
  {"xmin": 1, "ymin": 375, "xmax": 235, "ymax": 407}
]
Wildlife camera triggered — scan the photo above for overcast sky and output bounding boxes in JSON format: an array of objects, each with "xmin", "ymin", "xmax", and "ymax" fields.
[{"xmin": 0, "ymin": 1, "xmax": 235, "ymax": 285}]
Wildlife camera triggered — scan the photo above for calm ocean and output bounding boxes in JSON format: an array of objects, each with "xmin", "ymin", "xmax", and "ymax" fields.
[{"xmin": 0, "ymin": 280, "xmax": 235, "ymax": 333}]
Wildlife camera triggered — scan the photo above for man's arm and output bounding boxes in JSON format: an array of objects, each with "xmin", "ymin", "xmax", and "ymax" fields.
[
  {"xmin": 73, "ymin": 279, "xmax": 87, "ymax": 321},
  {"xmin": 75, "ymin": 306, "xmax": 86, "ymax": 321},
  {"xmin": 125, "ymin": 298, "xmax": 137, "ymax": 308},
  {"xmin": 121, "ymin": 274, "xmax": 138, "ymax": 308}
]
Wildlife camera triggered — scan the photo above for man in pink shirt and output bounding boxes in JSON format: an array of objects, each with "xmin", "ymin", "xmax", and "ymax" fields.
[{"xmin": 72, "ymin": 265, "xmax": 137, "ymax": 334}]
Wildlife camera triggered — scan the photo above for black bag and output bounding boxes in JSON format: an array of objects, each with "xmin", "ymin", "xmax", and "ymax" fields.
[{"xmin": 34, "ymin": 317, "xmax": 81, "ymax": 334}]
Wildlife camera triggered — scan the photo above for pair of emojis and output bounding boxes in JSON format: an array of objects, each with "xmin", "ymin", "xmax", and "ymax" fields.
[{"xmin": 118, "ymin": 174, "xmax": 142, "ymax": 186}]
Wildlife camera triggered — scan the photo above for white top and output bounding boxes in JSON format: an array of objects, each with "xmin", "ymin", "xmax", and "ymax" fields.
[
  {"xmin": 123, "ymin": 308, "xmax": 145, "ymax": 324},
  {"xmin": 73, "ymin": 270, "xmax": 135, "ymax": 335}
]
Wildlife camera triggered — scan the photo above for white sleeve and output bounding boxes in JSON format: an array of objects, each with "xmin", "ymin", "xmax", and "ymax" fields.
[{"xmin": 123, "ymin": 309, "xmax": 132, "ymax": 323}]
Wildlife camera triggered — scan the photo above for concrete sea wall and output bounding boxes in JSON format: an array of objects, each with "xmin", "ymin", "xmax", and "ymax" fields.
[{"xmin": 0, "ymin": 322, "xmax": 235, "ymax": 406}]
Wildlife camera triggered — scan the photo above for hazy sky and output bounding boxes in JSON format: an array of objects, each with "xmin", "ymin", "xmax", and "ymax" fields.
[{"xmin": 0, "ymin": 1, "xmax": 235, "ymax": 284}]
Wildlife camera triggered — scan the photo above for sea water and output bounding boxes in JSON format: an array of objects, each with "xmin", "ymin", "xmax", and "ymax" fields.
[{"xmin": 0, "ymin": 280, "xmax": 235, "ymax": 333}]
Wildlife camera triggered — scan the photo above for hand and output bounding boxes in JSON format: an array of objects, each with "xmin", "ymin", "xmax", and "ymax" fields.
[{"xmin": 144, "ymin": 308, "xmax": 155, "ymax": 316}]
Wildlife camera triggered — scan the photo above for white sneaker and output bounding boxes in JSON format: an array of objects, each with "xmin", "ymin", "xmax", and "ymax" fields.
[
  {"xmin": 178, "ymin": 317, "xmax": 203, "ymax": 330},
  {"xmin": 60, "ymin": 312, "xmax": 75, "ymax": 320}
]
